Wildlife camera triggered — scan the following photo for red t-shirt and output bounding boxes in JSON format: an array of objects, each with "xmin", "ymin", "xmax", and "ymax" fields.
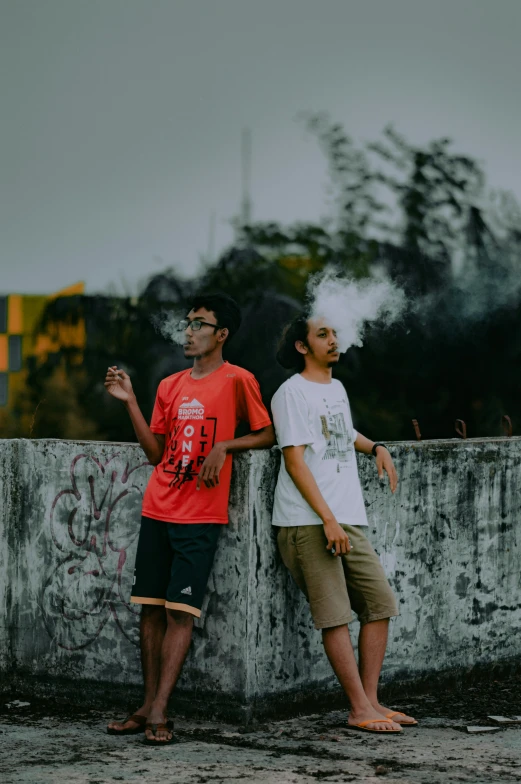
[{"xmin": 141, "ymin": 362, "xmax": 272, "ymax": 523}]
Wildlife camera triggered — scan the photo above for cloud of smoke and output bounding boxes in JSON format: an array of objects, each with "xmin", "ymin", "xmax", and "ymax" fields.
[
  {"xmin": 413, "ymin": 242, "xmax": 521, "ymax": 335},
  {"xmin": 150, "ymin": 309, "xmax": 187, "ymax": 346},
  {"xmin": 307, "ymin": 268, "xmax": 406, "ymax": 352},
  {"xmin": 453, "ymin": 254, "xmax": 519, "ymax": 322}
]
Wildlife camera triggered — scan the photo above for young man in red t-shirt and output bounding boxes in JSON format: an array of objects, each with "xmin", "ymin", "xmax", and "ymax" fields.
[{"xmin": 105, "ymin": 293, "xmax": 274, "ymax": 744}]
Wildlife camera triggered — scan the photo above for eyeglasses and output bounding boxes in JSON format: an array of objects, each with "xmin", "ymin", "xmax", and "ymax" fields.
[{"xmin": 177, "ymin": 318, "xmax": 222, "ymax": 332}]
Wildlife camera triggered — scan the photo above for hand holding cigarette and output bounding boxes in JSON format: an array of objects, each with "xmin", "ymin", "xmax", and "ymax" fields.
[{"xmin": 104, "ymin": 365, "xmax": 134, "ymax": 404}]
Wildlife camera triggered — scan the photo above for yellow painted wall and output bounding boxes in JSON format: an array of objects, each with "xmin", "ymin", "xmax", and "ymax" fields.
[
  {"xmin": 0, "ymin": 283, "xmax": 85, "ymax": 412},
  {"xmin": 8, "ymin": 295, "xmax": 23, "ymax": 333},
  {"xmin": 0, "ymin": 335, "xmax": 7, "ymax": 372}
]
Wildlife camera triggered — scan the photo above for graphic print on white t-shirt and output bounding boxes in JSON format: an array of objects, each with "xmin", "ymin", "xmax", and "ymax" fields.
[
  {"xmin": 270, "ymin": 374, "xmax": 368, "ymax": 527},
  {"xmin": 321, "ymin": 412, "xmax": 353, "ymax": 463}
]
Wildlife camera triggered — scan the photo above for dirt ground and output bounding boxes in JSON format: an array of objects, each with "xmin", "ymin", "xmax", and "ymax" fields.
[{"xmin": 2, "ymin": 674, "xmax": 521, "ymax": 784}]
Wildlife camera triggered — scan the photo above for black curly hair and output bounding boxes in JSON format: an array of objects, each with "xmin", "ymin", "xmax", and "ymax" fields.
[{"xmin": 275, "ymin": 314, "xmax": 310, "ymax": 371}]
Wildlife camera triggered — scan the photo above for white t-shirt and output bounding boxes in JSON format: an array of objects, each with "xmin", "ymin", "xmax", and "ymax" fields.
[{"xmin": 271, "ymin": 374, "xmax": 368, "ymax": 527}]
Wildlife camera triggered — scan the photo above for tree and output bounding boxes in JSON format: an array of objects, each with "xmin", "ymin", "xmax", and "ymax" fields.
[{"xmin": 4, "ymin": 118, "xmax": 521, "ymax": 444}]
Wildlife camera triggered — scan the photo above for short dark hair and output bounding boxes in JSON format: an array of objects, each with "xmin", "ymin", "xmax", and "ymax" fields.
[
  {"xmin": 276, "ymin": 314, "xmax": 310, "ymax": 371},
  {"xmin": 188, "ymin": 292, "xmax": 242, "ymax": 343}
]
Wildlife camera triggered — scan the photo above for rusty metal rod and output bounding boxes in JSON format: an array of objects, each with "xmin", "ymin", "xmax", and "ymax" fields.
[
  {"xmin": 412, "ymin": 419, "xmax": 422, "ymax": 441},
  {"xmin": 455, "ymin": 419, "xmax": 467, "ymax": 439},
  {"xmin": 502, "ymin": 415, "xmax": 513, "ymax": 438}
]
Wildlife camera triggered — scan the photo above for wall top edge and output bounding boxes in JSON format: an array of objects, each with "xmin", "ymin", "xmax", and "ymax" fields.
[
  {"xmin": 0, "ymin": 438, "xmax": 144, "ymax": 447},
  {"xmin": 1, "ymin": 436, "xmax": 521, "ymax": 450},
  {"xmin": 385, "ymin": 436, "xmax": 521, "ymax": 447}
]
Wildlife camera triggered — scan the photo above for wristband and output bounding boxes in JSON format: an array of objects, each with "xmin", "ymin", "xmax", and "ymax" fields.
[{"xmin": 372, "ymin": 443, "xmax": 386, "ymax": 457}]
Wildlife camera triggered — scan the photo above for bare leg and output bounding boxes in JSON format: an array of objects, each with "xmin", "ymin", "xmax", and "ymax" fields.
[
  {"xmin": 107, "ymin": 605, "xmax": 166, "ymax": 731},
  {"xmin": 145, "ymin": 609, "xmax": 194, "ymax": 742},
  {"xmin": 140, "ymin": 605, "xmax": 168, "ymax": 707},
  {"xmin": 359, "ymin": 619, "xmax": 416, "ymax": 725},
  {"xmin": 358, "ymin": 618, "xmax": 388, "ymax": 704},
  {"xmin": 322, "ymin": 624, "xmax": 400, "ymax": 731}
]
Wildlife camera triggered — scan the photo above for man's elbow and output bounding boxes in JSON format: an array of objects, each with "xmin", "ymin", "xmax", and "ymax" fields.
[
  {"xmin": 283, "ymin": 462, "xmax": 294, "ymax": 477},
  {"xmin": 253, "ymin": 424, "xmax": 275, "ymax": 449},
  {"xmin": 283, "ymin": 455, "xmax": 299, "ymax": 477},
  {"xmin": 149, "ymin": 450, "xmax": 164, "ymax": 466},
  {"xmin": 263, "ymin": 425, "xmax": 276, "ymax": 448},
  {"xmin": 282, "ymin": 446, "xmax": 306, "ymax": 476}
]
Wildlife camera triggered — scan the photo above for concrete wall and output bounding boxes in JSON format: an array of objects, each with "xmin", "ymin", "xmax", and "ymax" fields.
[{"xmin": 1, "ymin": 437, "xmax": 521, "ymax": 713}]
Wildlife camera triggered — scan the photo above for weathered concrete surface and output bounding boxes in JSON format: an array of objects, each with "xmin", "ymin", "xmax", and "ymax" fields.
[
  {"xmin": 7, "ymin": 717, "xmax": 519, "ymax": 784},
  {"xmin": 358, "ymin": 438, "xmax": 521, "ymax": 681},
  {"xmin": 1, "ymin": 437, "xmax": 521, "ymax": 715},
  {"xmin": 0, "ymin": 439, "xmax": 19, "ymax": 674},
  {"xmin": 248, "ymin": 437, "xmax": 521, "ymax": 704},
  {"xmin": 3, "ymin": 673, "xmax": 521, "ymax": 784},
  {"xmin": 0, "ymin": 440, "xmax": 259, "ymax": 704}
]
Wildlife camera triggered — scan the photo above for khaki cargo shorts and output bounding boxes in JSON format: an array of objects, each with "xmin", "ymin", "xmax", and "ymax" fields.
[{"xmin": 277, "ymin": 524, "xmax": 399, "ymax": 630}]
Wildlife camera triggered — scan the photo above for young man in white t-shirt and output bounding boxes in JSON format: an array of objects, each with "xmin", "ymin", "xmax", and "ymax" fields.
[{"xmin": 271, "ymin": 314, "xmax": 416, "ymax": 733}]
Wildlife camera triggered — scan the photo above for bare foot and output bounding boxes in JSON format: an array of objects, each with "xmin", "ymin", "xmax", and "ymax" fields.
[
  {"xmin": 107, "ymin": 703, "xmax": 150, "ymax": 733},
  {"xmin": 372, "ymin": 702, "xmax": 417, "ymax": 726},
  {"xmin": 348, "ymin": 708, "xmax": 402, "ymax": 732},
  {"xmin": 144, "ymin": 706, "xmax": 173, "ymax": 743}
]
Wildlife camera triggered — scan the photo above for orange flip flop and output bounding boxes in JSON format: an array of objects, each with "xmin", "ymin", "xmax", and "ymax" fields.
[
  {"xmin": 348, "ymin": 718, "xmax": 402, "ymax": 734},
  {"xmin": 386, "ymin": 711, "xmax": 418, "ymax": 726}
]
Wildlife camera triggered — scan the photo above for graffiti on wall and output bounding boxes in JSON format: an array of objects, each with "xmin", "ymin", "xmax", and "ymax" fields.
[{"xmin": 42, "ymin": 453, "xmax": 151, "ymax": 650}]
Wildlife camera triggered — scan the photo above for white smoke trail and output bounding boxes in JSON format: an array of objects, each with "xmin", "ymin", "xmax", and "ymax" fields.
[
  {"xmin": 150, "ymin": 309, "xmax": 187, "ymax": 346},
  {"xmin": 452, "ymin": 252, "xmax": 521, "ymax": 321},
  {"xmin": 307, "ymin": 268, "xmax": 406, "ymax": 352}
]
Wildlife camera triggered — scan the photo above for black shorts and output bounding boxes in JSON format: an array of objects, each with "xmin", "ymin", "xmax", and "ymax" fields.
[{"xmin": 130, "ymin": 516, "xmax": 222, "ymax": 617}]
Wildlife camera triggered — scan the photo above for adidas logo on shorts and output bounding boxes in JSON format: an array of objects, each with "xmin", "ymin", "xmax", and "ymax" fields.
[{"xmin": 180, "ymin": 586, "xmax": 192, "ymax": 596}]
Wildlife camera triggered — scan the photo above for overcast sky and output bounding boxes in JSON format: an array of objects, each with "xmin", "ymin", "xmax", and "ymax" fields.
[{"xmin": 1, "ymin": 0, "xmax": 520, "ymax": 295}]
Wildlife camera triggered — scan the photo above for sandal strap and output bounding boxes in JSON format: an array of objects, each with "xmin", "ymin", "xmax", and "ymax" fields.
[
  {"xmin": 127, "ymin": 714, "xmax": 147, "ymax": 726},
  {"xmin": 146, "ymin": 722, "xmax": 170, "ymax": 733}
]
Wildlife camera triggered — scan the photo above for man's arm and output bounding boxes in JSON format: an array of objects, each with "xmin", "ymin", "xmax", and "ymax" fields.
[
  {"xmin": 196, "ymin": 425, "xmax": 275, "ymax": 489},
  {"xmin": 104, "ymin": 366, "xmax": 165, "ymax": 466},
  {"xmin": 282, "ymin": 445, "xmax": 351, "ymax": 556},
  {"xmin": 125, "ymin": 398, "xmax": 165, "ymax": 466},
  {"xmin": 354, "ymin": 432, "xmax": 398, "ymax": 493}
]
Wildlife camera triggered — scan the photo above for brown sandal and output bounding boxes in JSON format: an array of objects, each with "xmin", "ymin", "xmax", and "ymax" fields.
[
  {"xmin": 143, "ymin": 722, "xmax": 175, "ymax": 746},
  {"xmin": 107, "ymin": 713, "xmax": 147, "ymax": 735}
]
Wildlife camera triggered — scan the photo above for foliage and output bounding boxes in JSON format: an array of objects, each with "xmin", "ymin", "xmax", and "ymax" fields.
[{"xmin": 3, "ymin": 116, "xmax": 521, "ymax": 442}]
